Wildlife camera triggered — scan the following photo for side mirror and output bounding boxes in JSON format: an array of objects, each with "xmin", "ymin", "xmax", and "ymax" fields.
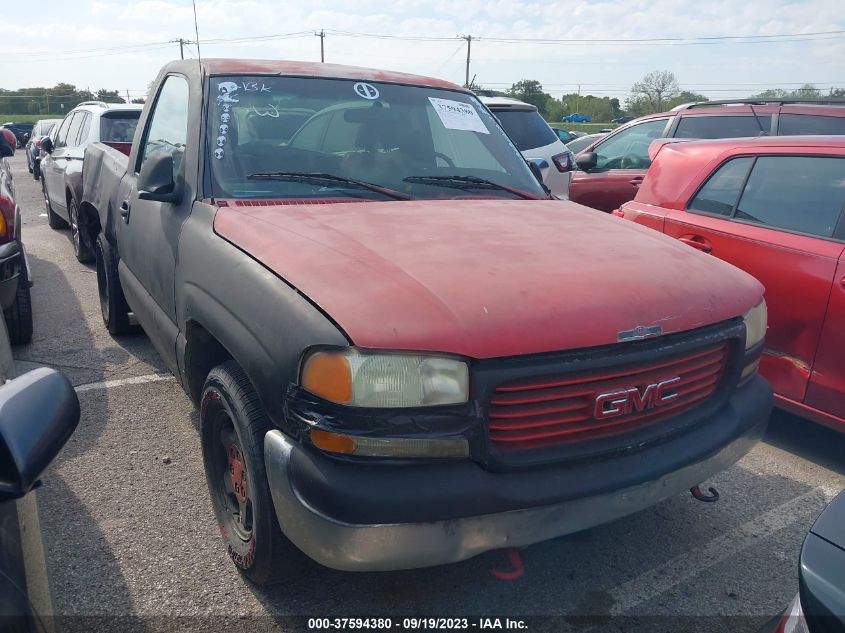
[
  {"xmin": 527, "ymin": 159, "xmax": 546, "ymax": 184},
  {"xmin": 40, "ymin": 137, "xmax": 53, "ymax": 154},
  {"xmin": 576, "ymin": 151, "xmax": 598, "ymax": 171},
  {"xmin": 0, "ymin": 368, "xmax": 80, "ymax": 501},
  {"xmin": 138, "ymin": 152, "xmax": 182, "ymax": 204}
]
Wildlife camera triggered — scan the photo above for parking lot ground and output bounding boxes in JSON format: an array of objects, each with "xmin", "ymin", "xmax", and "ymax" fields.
[{"xmin": 7, "ymin": 153, "xmax": 845, "ymax": 632}]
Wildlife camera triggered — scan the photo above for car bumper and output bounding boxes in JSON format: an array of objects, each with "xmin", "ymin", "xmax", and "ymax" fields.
[{"xmin": 265, "ymin": 376, "xmax": 771, "ymax": 572}]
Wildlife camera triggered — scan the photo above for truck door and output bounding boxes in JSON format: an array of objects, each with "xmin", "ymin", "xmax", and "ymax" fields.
[
  {"xmin": 663, "ymin": 154, "xmax": 845, "ymax": 405},
  {"xmin": 568, "ymin": 117, "xmax": 670, "ymax": 212},
  {"xmin": 115, "ymin": 74, "xmax": 191, "ymax": 372},
  {"xmin": 804, "ymin": 249, "xmax": 845, "ymax": 422}
]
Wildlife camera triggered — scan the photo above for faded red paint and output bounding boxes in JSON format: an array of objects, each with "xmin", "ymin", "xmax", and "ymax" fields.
[
  {"xmin": 618, "ymin": 136, "xmax": 845, "ymax": 430},
  {"xmin": 214, "ymin": 197, "xmax": 762, "ymax": 360},
  {"xmin": 201, "ymin": 58, "xmax": 465, "ymax": 92}
]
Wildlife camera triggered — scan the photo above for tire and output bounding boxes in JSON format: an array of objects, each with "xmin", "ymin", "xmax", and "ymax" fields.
[
  {"xmin": 95, "ymin": 233, "xmax": 130, "ymax": 334},
  {"xmin": 33, "ymin": 160, "xmax": 40, "ymax": 181},
  {"xmin": 69, "ymin": 198, "xmax": 94, "ymax": 263},
  {"xmin": 4, "ymin": 280, "xmax": 33, "ymax": 346},
  {"xmin": 43, "ymin": 178, "xmax": 66, "ymax": 229},
  {"xmin": 200, "ymin": 361, "xmax": 312, "ymax": 585},
  {"xmin": 26, "ymin": 156, "xmax": 32, "ymax": 173}
]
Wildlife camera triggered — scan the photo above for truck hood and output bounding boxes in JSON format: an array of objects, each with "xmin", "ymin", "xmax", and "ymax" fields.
[{"xmin": 214, "ymin": 199, "xmax": 763, "ymax": 359}]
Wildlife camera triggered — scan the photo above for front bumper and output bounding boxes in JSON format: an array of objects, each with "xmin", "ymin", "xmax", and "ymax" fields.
[{"xmin": 265, "ymin": 375, "xmax": 771, "ymax": 571}]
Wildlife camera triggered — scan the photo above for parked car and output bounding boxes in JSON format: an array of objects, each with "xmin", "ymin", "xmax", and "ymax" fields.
[
  {"xmin": 481, "ymin": 96, "xmax": 575, "ymax": 197},
  {"xmin": 616, "ymin": 136, "xmax": 845, "ymax": 431},
  {"xmin": 566, "ymin": 132, "xmax": 606, "ymax": 154},
  {"xmin": 1, "ymin": 122, "xmax": 34, "ymax": 148},
  {"xmin": 25, "ymin": 118, "xmax": 61, "ymax": 180},
  {"xmin": 612, "ymin": 116, "xmax": 635, "ymax": 125},
  {"xmin": 563, "ymin": 113, "xmax": 592, "ymax": 123},
  {"xmin": 552, "ymin": 128, "xmax": 584, "ymax": 144},
  {"xmin": 40, "ymin": 101, "xmax": 142, "ymax": 263},
  {"xmin": 570, "ymin": 98, "xmax": 845, "ymax": 212},
  {"xmin": 0, "ymin": 129, "xmax": 33, "ymax": 345},
  {"xmin": 82, "ymin": 59, "xmax": 771, "ymax": 583},
  {"xmin": 0, "ymin": 314, "xmax": 80, "ymax": 632},
  {"xmin": 767, "ymin": 490, "xmax": 845, "ymax": 633}
]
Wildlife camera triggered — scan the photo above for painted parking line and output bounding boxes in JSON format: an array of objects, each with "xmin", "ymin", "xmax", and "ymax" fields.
[
  {"xmin": 75, "ymin": 373, "xmax": 175, "ymax": 393},
  {"xmin": 606, "ymin": 486, "xmax": 837, "ymax": 616}
]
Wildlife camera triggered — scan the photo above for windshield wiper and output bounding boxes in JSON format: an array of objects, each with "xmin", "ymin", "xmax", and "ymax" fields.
[
  {"xmin": 402, "ymin": 175, "xmax": 546, "ymax": 200},
  {"xmin": 247, "ymin": 172, "xmax": 410, "ymax": 201}
]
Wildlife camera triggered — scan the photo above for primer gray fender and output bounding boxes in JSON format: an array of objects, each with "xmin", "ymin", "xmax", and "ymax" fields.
[
  {"xmin": 175, "ymin": 201, "xmax": 350, "ymax": 425},
  {"xmin": 81, "ymin": 142, "xmax": 130, "ymax": 242}
]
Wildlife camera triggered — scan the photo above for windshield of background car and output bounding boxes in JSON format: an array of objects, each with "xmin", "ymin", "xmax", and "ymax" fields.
[
  {"xmin": 100, "ymin": 111, "xmax": 140, "ymax": 143},
  {"xmin": 206, "ymin": 76, "xmax": 546, "ymax": 200},
  {"xmin": 492, "ymin": 109, "xmax": 559, "ymax": 152}
]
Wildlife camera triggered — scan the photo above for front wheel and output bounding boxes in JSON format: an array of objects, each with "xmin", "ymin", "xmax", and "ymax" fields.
[
  {"xmin": 200, "ymin": 361, "xmax": 311, "ymax": 585},
  {"xmin": 95, "ymin": 234, "xmax": 130, "ymax": 334}
]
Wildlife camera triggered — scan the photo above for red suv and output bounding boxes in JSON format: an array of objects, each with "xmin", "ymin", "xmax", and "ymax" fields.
[
  {"xmin": 616, "ymin": 136, "xmax": 845, "ymax": 431},
  {"xmin": 570, "ymin": 99, "xmax": 845, "ymax": 212}
]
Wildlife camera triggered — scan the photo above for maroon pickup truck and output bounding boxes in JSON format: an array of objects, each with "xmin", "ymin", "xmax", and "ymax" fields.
[{"xmin": 81, "ymin": 59, "xmax": 772, "ymax": 583}]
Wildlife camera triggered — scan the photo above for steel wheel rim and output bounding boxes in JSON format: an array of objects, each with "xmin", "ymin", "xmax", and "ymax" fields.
[{"xmin": 213, "ymin": 409, "xmax": 253, "ymax": 542}]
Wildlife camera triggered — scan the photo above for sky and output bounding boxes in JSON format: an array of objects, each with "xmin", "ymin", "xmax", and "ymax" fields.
[{"xmin": 4, "ymin": 0, "xmax": 845, "ymax": 102}]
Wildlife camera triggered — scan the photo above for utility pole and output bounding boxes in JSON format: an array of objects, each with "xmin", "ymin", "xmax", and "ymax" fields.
[
  {"xmin": 170, "ymin": 38, "xmax": 193, "ymax": 60},
  {"xmin": 576, "ymin": 84, "xmax": 581, "ymax": 113},
  {"xmin": 316, "ymin": 30, "xmax": 325, "ymax": 62},
  {"xmin": 126, "ymin": 89, "xmax": 131, "ymax": 104},
  {"xmin": 461, "ymin": 35, "xmax": 473, "ymax": 88}
]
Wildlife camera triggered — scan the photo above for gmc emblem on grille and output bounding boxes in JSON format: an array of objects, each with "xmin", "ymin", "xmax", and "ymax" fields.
[{"xmin": 594, "ymin": 377, "xmax": 681, "ymax": 420}]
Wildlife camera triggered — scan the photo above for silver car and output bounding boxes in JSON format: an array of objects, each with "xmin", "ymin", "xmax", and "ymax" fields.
[{"xmin": 481, "ymin": 96, "xmax": 575, "ymax": 198}]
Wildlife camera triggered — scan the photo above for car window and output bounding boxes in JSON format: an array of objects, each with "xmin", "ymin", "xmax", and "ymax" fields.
[
  {"xmin": 493, "ymin": 110, "xmax": 559, "ymax": 152},
  {"xmin": 76, "ymin": 113, "xmax": 92, "ymax": 146},
  {"xmin": 735, "ymin": 156, "xmax": 845, "ymax": 238},
  {"xmin": 100, "ymin": 112, "xmax": 141, "ymax": 143},
  {"xmin": 54, "ymin": 113, "xmax": 76, "ymax": 148},
  {"xmin": 778, "ymin": 114, "xmax": 845, "ymax": 136},
  {"xmin": 688, "ymin": 157, "xmax": 753, "ymax": 216},
  {"xmin": 675, "ymin": 115, "xmax": 770, "ymax": 139},
  {"xmin": 593, "ymin": 118, "xmax": 668, "ymax": 170},
  {"xmin": 139, "ymin": 75, "xmax": 189, "ymax": 178},
  {"xmin": 567, "ymin": 134, "xmax": 602, "ymax": 155}
]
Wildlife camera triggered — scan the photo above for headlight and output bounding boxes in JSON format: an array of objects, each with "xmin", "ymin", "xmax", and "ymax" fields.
[
  {"xmin": 301, "ymin": 349, "xmax": 469, "ymax": 407},
  {"xmin": 743, "ymin": 299, "xmax": 767, "ymax": 350}
]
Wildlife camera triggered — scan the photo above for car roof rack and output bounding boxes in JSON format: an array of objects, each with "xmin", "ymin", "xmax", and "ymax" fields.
[
  {"xmin": 76, "ymin": 101, "xmax": 111, "ymax": 108},
  {"xmin": 671, "ymin": 98, "xmax": 845, "ymax": 111}
]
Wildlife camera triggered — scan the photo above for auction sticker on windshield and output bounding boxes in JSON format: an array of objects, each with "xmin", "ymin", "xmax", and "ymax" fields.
[{"xmin": 428, "ymin": 97, "xmax": 489, "ymax": 134}]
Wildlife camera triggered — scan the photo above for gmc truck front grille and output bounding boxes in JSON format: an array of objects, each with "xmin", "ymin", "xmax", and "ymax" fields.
[{"xmin": 488, "ymin": 341, "xmax": 729, "ymax": 448}]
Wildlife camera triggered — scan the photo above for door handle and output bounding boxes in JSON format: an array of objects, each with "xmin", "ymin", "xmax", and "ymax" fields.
[
  {"xmin": 120, "ymin": 201, "xmax": 130, "ymax": 223},
  {"xmin": 628, "ymin": 176, "xmax": 644, "ymax": 188},
  {"xmin": 678, "ymin": 236, "xmax": 712, "ymax": 253}
]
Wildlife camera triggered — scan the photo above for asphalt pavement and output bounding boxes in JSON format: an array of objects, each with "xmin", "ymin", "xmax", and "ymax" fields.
[{"xmin": 7, "ymin": 153, "xmax": 845, "ymax": 633}]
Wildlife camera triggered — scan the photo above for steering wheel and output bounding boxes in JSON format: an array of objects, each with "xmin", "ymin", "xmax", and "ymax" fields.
[{"xmin": 433, "ymin": 152, "xmax": 455, "ymax": 167}]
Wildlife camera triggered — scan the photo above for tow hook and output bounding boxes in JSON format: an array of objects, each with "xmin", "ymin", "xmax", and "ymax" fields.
[
  {"xmin": 490, "ymin": 548, "xmax": 525, "ymax": 581},
  {"xmin": 690, "ymin": 484, "xmax": 720, "ymax": 503}
]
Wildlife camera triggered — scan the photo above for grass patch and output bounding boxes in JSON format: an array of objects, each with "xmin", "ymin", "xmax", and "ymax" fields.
[{"xmin": 1, "ymin": 114, "xmax": 60, "ymax": 124}]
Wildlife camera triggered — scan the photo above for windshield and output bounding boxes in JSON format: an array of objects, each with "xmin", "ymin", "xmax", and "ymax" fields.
[
  {"xmin": 206, "ymin": 76, "xmax": 546, "ymax": 200},
  {"xmin": 493, "ymin": 109, "xmax": 559, "ymax": 152},
  {"xmin": 100, "ymin": 111, "xmax": 140, "ymax": 143}
]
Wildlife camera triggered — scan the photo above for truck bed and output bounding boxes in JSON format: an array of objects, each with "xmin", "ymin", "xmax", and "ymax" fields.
[{"xmin": 82, "ymin": 142, "xmax": 131, "ymax": 233}]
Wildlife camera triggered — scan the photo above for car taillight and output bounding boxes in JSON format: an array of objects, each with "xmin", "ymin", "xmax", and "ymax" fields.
[
  {"xmin": 612, "ymin": 208, "xmax": 624, "ymax": 218},
  {"xmin": 552, "ymin": 152, "xmax": 574, "ymax": 172},
  {"xmin": 0, "ymin": 196, "xmax": 14, "ymax": 242},
  {"xmin": 775, "ymin": 594, "xmax": 810, "ymax": 633}
]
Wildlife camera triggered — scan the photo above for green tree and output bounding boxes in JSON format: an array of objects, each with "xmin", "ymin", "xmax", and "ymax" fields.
[
  {"xmin": 507, "ymin": 79, "xmax": 552, "ymax": 116},
  {"xmin": 96, "ymin": 88, "xmax": 124, "ymax": 103},
  {"xmin": 629, "ymin": 70, "xmax": 680, "ymax": 114}
]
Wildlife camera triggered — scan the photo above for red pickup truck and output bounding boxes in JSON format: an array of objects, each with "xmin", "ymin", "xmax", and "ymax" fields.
[
  {"xmin": 617, "ymin": 136, "xmax": 845, "ymax": 431},
  {"xmin": 81, "ymin": 59, "xmax": 772, "ymax": 583}
]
